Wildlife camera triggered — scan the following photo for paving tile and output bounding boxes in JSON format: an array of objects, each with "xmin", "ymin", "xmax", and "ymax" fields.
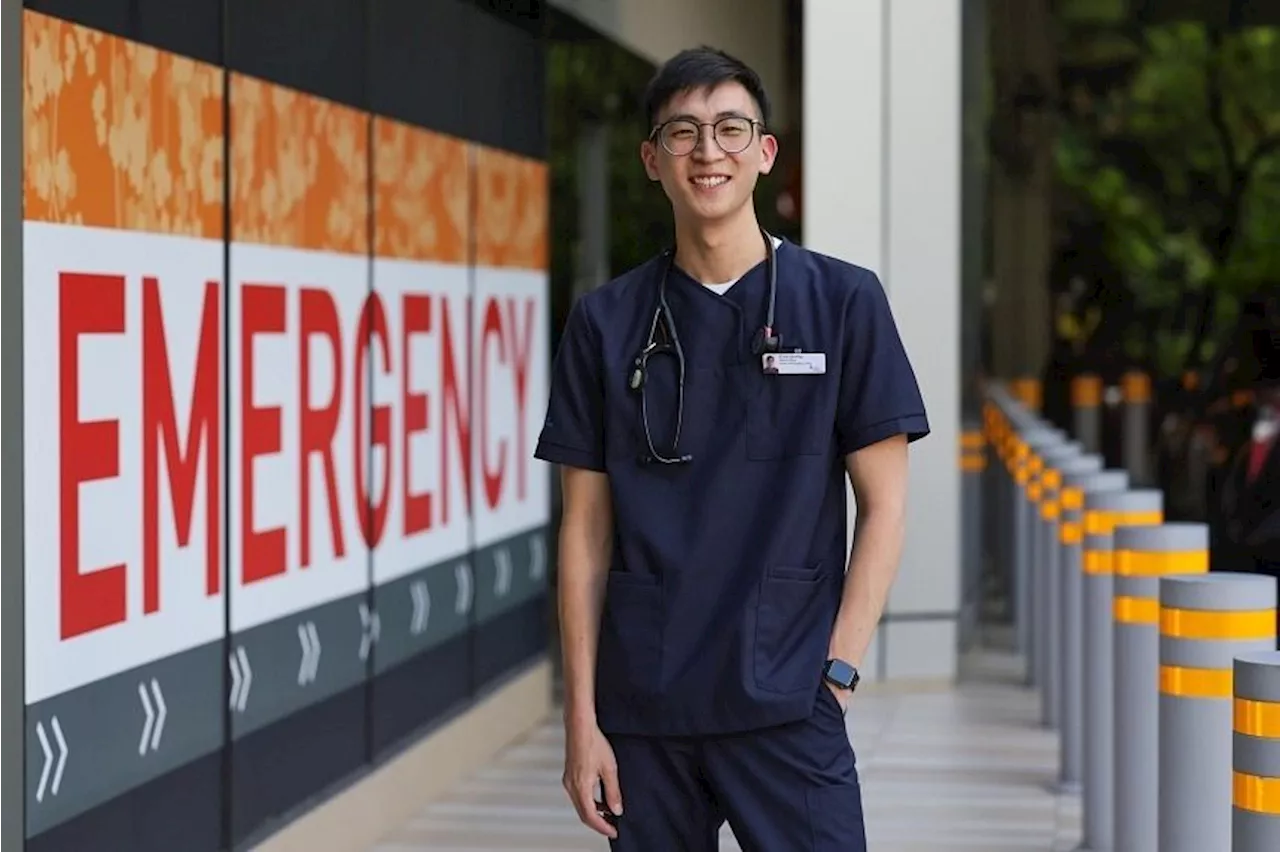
[{"xmin": 372, "ymin": 650, "xmax": 1081, "ymax": 850}]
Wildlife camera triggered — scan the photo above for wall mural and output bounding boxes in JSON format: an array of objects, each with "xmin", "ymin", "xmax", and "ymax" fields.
[{"xmin": 20, "ymin": 6, "xmax": 551, "ymax": 849}]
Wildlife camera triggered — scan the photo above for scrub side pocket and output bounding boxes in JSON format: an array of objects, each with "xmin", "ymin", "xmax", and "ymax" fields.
[
  {"xmin": 754, "ymin": 563, "xmax": 837, "ymax": 694},
  {"xmin": 596, "ymin": 572, "xmax": 663, "ymax": 699},
  {"xmin": 745, "ymin": 372, "xmax": 831, "ymax": 460}
]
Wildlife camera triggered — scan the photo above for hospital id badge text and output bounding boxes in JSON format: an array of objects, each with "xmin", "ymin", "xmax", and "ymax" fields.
[{"xmin": 761, "ymin": 352, "xmax": 826, "ymax": 375}]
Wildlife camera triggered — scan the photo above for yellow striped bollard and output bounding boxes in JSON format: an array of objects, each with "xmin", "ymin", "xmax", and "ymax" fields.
[
  {"xmin": 1158, "ymin": 573, "xmax": 1277, "ymax": 852},
  {"xmin": 1113, "ymin": 522, "xmax": 1209, "ymax": 852},
  {"xmin": 1234, "ymin": 649, "xmax": 1280, "ymax": 850},
  {"xmin": 960, "ymin": 426, "xmax": 986, "ymax": 646}
]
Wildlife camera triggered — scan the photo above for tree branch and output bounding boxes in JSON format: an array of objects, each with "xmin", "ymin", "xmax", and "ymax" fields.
[{"xmin": 1204, "ymin": 28, "xmax": 1238, "ymax": 189}]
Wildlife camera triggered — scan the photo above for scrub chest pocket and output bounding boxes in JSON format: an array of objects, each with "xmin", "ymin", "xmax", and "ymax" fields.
[{"xmin": 746, "ymin": 370, "xmax": 833, "ymax": 460}]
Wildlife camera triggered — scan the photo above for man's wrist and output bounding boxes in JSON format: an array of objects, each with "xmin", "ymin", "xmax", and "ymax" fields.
[{"xmin": 563, "ymin": 700, "xmax": 598, "ymax": 729}]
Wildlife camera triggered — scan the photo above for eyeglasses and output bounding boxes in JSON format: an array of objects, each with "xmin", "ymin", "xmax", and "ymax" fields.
[{"xmin": 651, "ymin": 116, "xmax": 762, "ymax": 156}]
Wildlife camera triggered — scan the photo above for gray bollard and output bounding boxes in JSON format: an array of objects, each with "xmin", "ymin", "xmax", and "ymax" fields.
[
  {"xmin": 1121, "ymin": 369, "xmax": 1153, "ymax": 487},
  {"xmin": 1037, "ymin": 440, "xmax": 1083, "ymax": 729},
  {"xmin": 1078, "ymin": 479, "xmax": 1150, "ymax": 851},
  {"xmin": 1071, "ymin": 373, "xmax": 1103, "ymax": 454},
  {"xmin": 1113, "ymin": 522, "xmax": 1209, "ymax": 852},
  {"xmin": 1051, "ymin": 455, "xmax": 1104, "ymax": 792},
  {"xmin": 1159, "ymin": 573, "xmax": 1277, "ymax": 852},
  {"xmin": 1025, "ymin": 428, "xmax": 1066, "ymax": 690},
  {"xmin": 1233, "ymin": 649, "xmax": 1280, "ymax": 851},
  {"xmin": 959, "ymin": 425, "xmax": 986, "ymax": 647}
]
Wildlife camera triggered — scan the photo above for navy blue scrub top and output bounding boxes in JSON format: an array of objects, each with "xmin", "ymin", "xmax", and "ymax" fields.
[{"xmin": 535, "ymin": 238, "xmax": 930, "ymax": 737}]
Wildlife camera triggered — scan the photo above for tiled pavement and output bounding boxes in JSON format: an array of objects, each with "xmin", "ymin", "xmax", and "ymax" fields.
[{"xmin": 371, "ymin": 650, "xmax": 1081, "ymax": 851}]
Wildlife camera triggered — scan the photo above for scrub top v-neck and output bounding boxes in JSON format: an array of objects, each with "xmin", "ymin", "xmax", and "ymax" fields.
[{"xmin": 535, "ymin": 237, "xmax": 929, "ymax": 737}]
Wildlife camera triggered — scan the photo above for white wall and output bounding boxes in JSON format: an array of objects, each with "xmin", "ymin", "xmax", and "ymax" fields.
[
  {"xmin": 803, "ymin": 0, "xmax": 963, "ymax": 684},
  {"xmin": 549, "ymin": 0, "xmax": 790, "ymax": 130}
]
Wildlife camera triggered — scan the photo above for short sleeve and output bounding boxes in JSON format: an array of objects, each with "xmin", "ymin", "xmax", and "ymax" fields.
[
  {"xmin": 534, "ymin": 295, "xmax": 607, "ymax": 471},
  {"xmin": 834, "ymin": 270, "xmax": 931, "ymax": 456}
]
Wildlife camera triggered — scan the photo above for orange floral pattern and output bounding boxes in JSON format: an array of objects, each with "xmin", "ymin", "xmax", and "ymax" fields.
[
  {"xmin": 22, "ymin": 9, "xmax": 224, "ymax": 238},
  {"xmin": 474, "ymin": 147, "xmax": 548, "ymax": 271},
  {"xmin": 373, "ymin": 117, "xmax": 469, "ymax": 264},
  {"xmin": 23, "ymin": 11, "xmax": 548, "ymax": 268},
  {"xmin": 229, "ymin": 73, "xmax": 368, "ymax": 255}
]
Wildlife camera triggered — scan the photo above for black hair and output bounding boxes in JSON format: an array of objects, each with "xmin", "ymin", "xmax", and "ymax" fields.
[{"xmin": 642, "ymin": 45, "xmax": 771, "ymax": 131}]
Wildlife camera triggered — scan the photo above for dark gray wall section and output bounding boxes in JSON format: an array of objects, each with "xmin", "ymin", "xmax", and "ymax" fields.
[{"xmin": 4, "ymin": 1, "xmax": 27, "ymax": 850}]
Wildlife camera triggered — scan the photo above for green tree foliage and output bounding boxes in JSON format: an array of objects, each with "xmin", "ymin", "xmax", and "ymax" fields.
[{"xmin": 1054, "ymin": 16, "xmax": 1280, "ymax": 377}]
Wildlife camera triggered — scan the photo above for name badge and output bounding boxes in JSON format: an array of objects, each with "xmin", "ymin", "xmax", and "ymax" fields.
[{"xmin": 762, "ymin": 352, "xmax": 826, "ymax": 375}]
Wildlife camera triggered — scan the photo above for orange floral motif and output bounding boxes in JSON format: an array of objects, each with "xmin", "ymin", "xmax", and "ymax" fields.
[
  {"xmin": 373, "ymin": 116, "xmax": 469, "ymax": 264},
  {"xmin": 229, "ymin": 73, "xmax": 368, "ymax": 255},
  {"xmin": 474, "ymin": 147, "xmax": 549, "ymax": 272},
  {"xmin": 22, "ymin": 9, "xmax": 224, "ymax": 238}
]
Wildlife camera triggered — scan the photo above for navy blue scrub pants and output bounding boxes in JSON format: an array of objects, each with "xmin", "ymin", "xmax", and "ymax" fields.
[{"xmin": 605, "ymin": 686, "xmax": 866, "ymax": 851}]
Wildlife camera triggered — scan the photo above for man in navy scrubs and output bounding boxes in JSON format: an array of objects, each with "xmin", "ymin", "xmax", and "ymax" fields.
[{"xmin": 535, "ymin": 45, "xmax": 929, "ymax": 851}]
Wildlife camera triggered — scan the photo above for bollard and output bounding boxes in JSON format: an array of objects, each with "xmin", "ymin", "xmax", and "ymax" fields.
[
  {"xmin": 1113, "ymin": 522, "xmax": 1209, "ymax": 852},
  {"xmin": 1233, "ymin": 649, "xmax": 1280, "ymax": 851},
  {"xmin": 1024, "ymin": 427, "xmax": 1067, "ymax": 688},
  {"xmin": 1037, "ymin": 440, "xmax": 1083, "ymax": 729},
  {"xmin": 1052, "ymin": 455, "xmax": 1105, "ymax": 792},
  {"xmin": 1121, "ymin": 369, "xmax": 1152, "ymax": 487},
  {"xmin": 1011, "ymin": 376, "xmax": 1043, "ymax": 413},
  {"xmin": 959, "ymin": 426, "xmax": 986, "ymax": 647},
  {"xmin": 1078, "ymin": 479, "xmax": 1151, "ymax": 851},
  {"xmin": 1158, "ymin": 573, "xmax": 1277, "ymax": 852},
  {"xmin": 1071, "ymin": 373, "xmax": 1103, "ymax": 454}
]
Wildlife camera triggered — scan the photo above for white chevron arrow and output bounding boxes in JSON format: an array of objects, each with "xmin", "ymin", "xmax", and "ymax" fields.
[
  {"xmin": 35, "ymin": 716, "xmax": 68, "ymax": 802},
  {"xmin": 228, "ymin": 646, "xmax": 252, "ymax": 712},
  {"xmin": 359, "ymin": 602, "xmax": 380, "ymax": 661},
  {"xmin": 529, "ymin": 535, "xmax": 547, "ymax": 581},
  {"xmin": 137, "ymin": 678, "xmax": 167, "ymax": 755},
  {"xmin": 494, "ymin": 548, "xmax": 513, "ymax": 597},
  {"xmin": 410, "ymin": 580, "xmax": 431, "ymax": 635},
  {"xmin": 297, "ymin": 621, "xmax": 321, "ymax": 685},
  {"xmin": 454, "ymin": 562, "xmax": 473, "ymax": 615}
]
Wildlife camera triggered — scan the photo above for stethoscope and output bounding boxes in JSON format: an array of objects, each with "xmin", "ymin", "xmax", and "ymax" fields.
[{"xmin": 627, "ymin": 227, "xmax": 781, "ymax": 465}]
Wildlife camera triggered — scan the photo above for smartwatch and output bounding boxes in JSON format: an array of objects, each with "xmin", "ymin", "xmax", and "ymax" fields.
[{"xmin": 823, "ymin": 658, "xmax": 860, "ymax": 692}]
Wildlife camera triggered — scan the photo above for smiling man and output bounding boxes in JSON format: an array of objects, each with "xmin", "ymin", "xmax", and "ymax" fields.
[{"xmin": 535, "ymin": 46, "xmax": 930, "ymax": 851}]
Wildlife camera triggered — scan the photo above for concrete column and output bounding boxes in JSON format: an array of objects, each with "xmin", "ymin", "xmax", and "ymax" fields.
[
  {"xmin": 572, "ymin": 122, "xmax": 610, "ymax": 300},
  {"xmin": 1158, "ymin": 574, "xmax": 1277, "ymax": 852},
  {"xmin": 804, "ymin": 0, "xmax": 961, "ymax": 682},
  {"xmin": 1233, "ymin": 650, "xmax": 1280, "ymax": 851},
  {"xmin": 2, "ymin": 1, "xmax": 24, "ymax": 848}
]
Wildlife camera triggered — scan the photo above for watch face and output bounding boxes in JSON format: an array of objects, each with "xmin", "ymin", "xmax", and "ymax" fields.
[{"xmin": 826, "ymin": 659, "xmax": 858, "ymax": 689}]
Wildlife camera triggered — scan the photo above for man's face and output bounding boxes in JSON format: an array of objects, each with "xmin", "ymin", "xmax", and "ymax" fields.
[{"xmin": 641, "ymin": 82, "xmax": 777, "ymax": 226}]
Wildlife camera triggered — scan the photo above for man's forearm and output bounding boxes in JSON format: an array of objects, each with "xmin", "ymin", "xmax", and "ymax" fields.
[
  {"xmin": 558, "ymin": 523, "xmax": 611, "ymax": 726},
  {"xmin": 828, "ymin": 506, "xmax": 906, "ymax": 668}
]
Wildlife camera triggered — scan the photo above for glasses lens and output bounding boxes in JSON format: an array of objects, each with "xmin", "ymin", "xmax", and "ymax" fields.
[
  {"xmin": 660, "ymin": 120, "xmax": 699, "ymax": 155},
  {"xmin": 714, "ymin": 117, "xmax": 754, "ymax": 153}
]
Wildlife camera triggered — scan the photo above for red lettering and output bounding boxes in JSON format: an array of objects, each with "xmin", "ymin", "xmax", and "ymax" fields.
[
  {"xmin": 299, "ymin": 288, "xmax": 345, "ymax": 567},
  {"xmin": 59, "ymin": 272, "xmax": 127, "ymax": 639},
  {"xmin": 402, "ymin": 294, "xmax": 432, "ymax": 536},
  {"xmin": 480, "ymin": 299, "xmax": 507, "ymax": 511},
  {"xmin": 354, "ymin": 293, "xmax": 392, "ymax": 547},
  {"xmin": 504, "ymin": 298, "xmax": 535, "ymax": 502},
  {"xmin": 441, "ymin": 296, "xmax": 471, "ymax": 524},
  {"xmin": 241, "ymin": 284, "xmax": 287, "ymax": 585},
  {"xmin": 142, "ymin": 277, "xmax": 221, "ymax": 616}
]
